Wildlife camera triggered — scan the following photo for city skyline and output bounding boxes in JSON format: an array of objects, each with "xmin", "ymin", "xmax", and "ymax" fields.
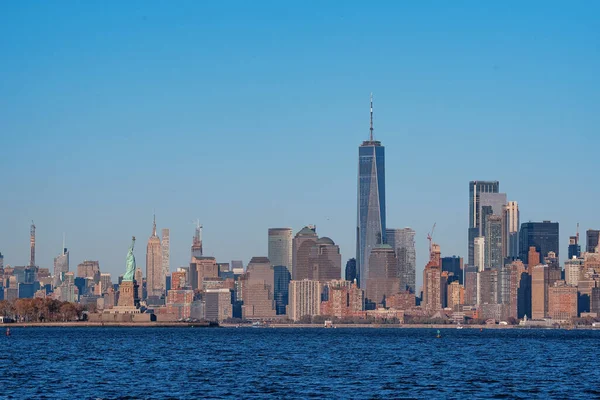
[{"xmin": 1, "ymin": 2, "xmax": 599, "ymax": 288}]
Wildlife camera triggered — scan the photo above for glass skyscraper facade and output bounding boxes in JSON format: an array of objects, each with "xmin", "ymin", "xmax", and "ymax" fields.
[
  {"xmin": 519, "ymin": 221, "xmax": 559, "ymax": 261},
  {"xmin": 273, "ymin": 265, "xmax": 291, "ymax": 315},
  {"xmin": 385, "ymin": 228, "xmax": 416, "ymax": 293},
  {"xmin": 468, "ymin": 181, "xmax": 499, "ymax": 266},
  {"xmin": 357, "ymin": 139, "xmax": 386, "ymax": 289}
]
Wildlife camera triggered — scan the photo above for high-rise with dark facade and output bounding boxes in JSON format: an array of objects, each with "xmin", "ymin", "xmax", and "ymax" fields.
[
  {"xmin": 468, "ymin": 181, "xmax": 500, "ymax": 265},
  {"xmin": 568, "ymin": 235, "xmax": 581, "ymax": 259},
  {"xmin": 586, "ymin": 230, "xmax": 600, "ymax": 253},
  {"xmin": 345, "ymin": 258, "xmax": 357, "ymax": 282},
  {"xmin": 441, "ymin": 256, "xmax": 463, "ymax": 285},
  {"xmin": 485, "ymin": 215, "xmax": 504, "ymax": 269},
  {"xmin": 519, "ymin": 221, "xmax": 559, "ymax": 262},
  {"xmin": 357, "ymin": 95, "xmax": 386, "ymax": 289},
  {"xmin": 273, "ymin": 265, "xmax": 291, "ymax": 315}
]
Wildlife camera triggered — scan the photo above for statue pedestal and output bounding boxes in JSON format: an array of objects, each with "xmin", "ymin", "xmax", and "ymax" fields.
[{"xmin": 118, "ymin": 281, "xmax": 135, "ymax": 308}]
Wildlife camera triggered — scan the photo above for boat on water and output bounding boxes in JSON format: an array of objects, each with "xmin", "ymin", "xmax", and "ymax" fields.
[{"xmin": 456, "ymin": 325, "xmax": 464, "ymax": 330}]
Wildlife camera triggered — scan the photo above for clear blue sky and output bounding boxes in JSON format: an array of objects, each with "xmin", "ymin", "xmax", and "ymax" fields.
[{"xmin": 1, "ymin": 1, "xmax": 599, "ymax": 289}]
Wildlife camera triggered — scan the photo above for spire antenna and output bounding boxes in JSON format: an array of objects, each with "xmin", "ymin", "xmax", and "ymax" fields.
[
  {"xmin": 369, "ymin": 92, "xmax": 374, "ymax": 141},
  {"xmin": 152, "ymin": 213, "xmax": 157, "ymax": 236}
]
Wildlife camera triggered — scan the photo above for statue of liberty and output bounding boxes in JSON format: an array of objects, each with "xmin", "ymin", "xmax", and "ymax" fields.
[{"xmin": 123, "ymin": 236, "xmax": 136, "ymax": 281}]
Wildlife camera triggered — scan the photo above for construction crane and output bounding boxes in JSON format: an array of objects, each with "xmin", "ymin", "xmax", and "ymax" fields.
[{"xmin": 427, "ymin": 222, "xmax": 436, "ymax": 260}]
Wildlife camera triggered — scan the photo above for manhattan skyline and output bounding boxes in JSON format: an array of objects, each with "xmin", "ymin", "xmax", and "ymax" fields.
[{"xmin": 1, "ymin": 2, "xmax": 599, "ymax": 288}]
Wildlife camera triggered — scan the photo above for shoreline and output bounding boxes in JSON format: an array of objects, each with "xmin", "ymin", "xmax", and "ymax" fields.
[{"xmin": 2, "ymin": 321, "xmax": 598, "ymax": 329}]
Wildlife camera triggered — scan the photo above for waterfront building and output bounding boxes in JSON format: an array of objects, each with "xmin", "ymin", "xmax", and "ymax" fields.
[
  {"xmin": 365, "ymin": 245, "xmax": 399, "ymax": 308},
  {"xmin": 288, "ymin": 279, "xmax": 321, "ymax": 321},
  {"xmin": 204, "ymin": 288, "xmax": 233, "ymax": 322},
  {"xmin": 320, "ymin": 280, "xmax": 363, "ymax": 318},
  {"xmin": 485, "ymin": 215, "xmax": 504, "ymax": 269},
  {"xmin": 53, "ymin": 246, "xmax": 69, "ymax": 287},
  {"xmin": 474, "ymin": 237, "xmax": 485, "ymax": 272},
  {"xmin": 548, "ymin": 281, "xmax": 577, "ymax": 321},
  {"xmin": 189, "ymin": 257, "xmax": 218, "ymax": 291},
  {"xmin": 385, "ymin": 228, "xmax": 416, "ymax": 292},
  {"xmin": 519, "ymin": 221, "xmax": 559, "ymax": 261},
  {"xmin": 441, "ymin": 256, "xmax": 463, "ymax": 285},
  {"xmin": 268, "ymin": 228, "xmax": 293, "ymax": 275},
  {"xmin": 273, "ymin": 265, "xmax": 291, "ymax": 315},
  {"xmin": 146, "ymin": 216, "xmax": 164, "ymax": 297},
  {"xmin": 477, "ymin": 268, "xmax": 500, "ymax": 305},
  {"xmin": 241, "ymin": 257, "xmax": 276, "ymax": 319},
  {"xmin": 357, "ymin": 95, "xmax": 386, "ymax": 289},
  {"xmin": 531, "ymin": 264, "xmax": 549, "ymax": 319},
  {"xmin": 468, "ymin": 181, "xmax": 500, "ymax": 265},
  {"xmin": 345, "ymin": 258, "xmax": 357, "ymax": 282},
  {"xmin": 166, "ymin": 289, "xmax": 194, "ymax": 319},
  {"xmin": 503, "ymin": 201, "xmax": 520, "ymax": 259},
  {"xmin": 161, "ymin": 228, "xmax": 170, "ymax": 286},
  {"xmin": 591, "ymin": 287, "xmax": 600, "ymax": 314},
  {"xmin": 586, "ymin": 229, "xmax": 600, "ymax": 253},
  {"xmin": 134, "ymin": 268, "xmax": 144, "ymax": 300}
]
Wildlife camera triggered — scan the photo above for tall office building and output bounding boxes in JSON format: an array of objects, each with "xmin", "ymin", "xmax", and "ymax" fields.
[
  {"xmin": 478, "ymin": 193, "xmax": 507, "ymax": 236},
  {"xmin": 292, "ymin": 226, "xmax": 341, "ymax": 281},
  {"xmin": 365, "ymin": 245, "xmax": 399, "ymax": 307},
  {"xmin": 423, "ymin": 261, "xmax": 442, "ymax": 312},
  {"xmin": 531, "ymin": 264, "xmax": 549, "ymax": 320},
  {"xmin": 568, "ymin": 235, "xmax": 581, "ymax": 260},
  {"xmin": 468, "ymin": 181, "xmax": 500, "ymax": 265},
  {"xmin": 357, "ymin": 94, "xmax": 386, "ymax": 289},
  {"xmin": 485, "ymin": 215, "xmax": 503, "ymax": 269},
  {"xmin": 345, "ymin": 258, "xmax": 357, "ymax": 282},
  {"xmin": 191, "ymin": 221, "xmax": 203, "ymax": 260},
  {"xmin": 503, "ymin": 201, "xmax": 519, "ymax": 259},
  {"xmin": 273, "ymin": 265, "xmax": 291, "ymax": 315},
  {"xmin": 53, "ymin": 240, "xmax": 69, "ymax": 287},
  {"xmin": 268, "ymin": 228, "xmax": 293, "ymax": 275},
  {"xmin": 586, "ymin": 229, "xmax": 600, "ymax": 253},
  {"xmin": 519, "ymin": 221, "xmax": 559, "ymax": 261},
  {"xmin": 161, "ymin": 228, "xmax": 170, "ymax": 286},
  {"xmin": 288, "ymin": 279, "xmax": 322, "ymax": 321},
  {"xmin": 385, "ymin": 228, "xmax": 416, "ymax": 293},
  {"xmin": 241, "ymin": 257, "xmax": 276, "ymax": 319},
  {"xmin": 0, "ymin": 252, "xmax": 3, "ymax": 269},
  {"xmin": 292, "ymin": 226, "xmax": 318, "ymax": 280},
  {"xmin": 441, "ymin": 256, "xmax": 463, "ymax": 285},
  {"xmin": 146, "ymin": 215, "xmax": 164, "ymax": 297},
  {"xmin": 474, "ymin": 236, "xmax": 485, "ymax": 272}
]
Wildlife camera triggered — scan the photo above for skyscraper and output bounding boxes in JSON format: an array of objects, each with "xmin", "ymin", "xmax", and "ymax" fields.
[
  {"xmin": 53, "ymin": 234, "xmax": 69, "ymax": 287},
  {"xmin": 357, "ymin": 94, "xmax": 386, "ymax": 289},
  {"xmin": 191, "ymin": 221, "xmax": 203, "ymax": 260},
  {"xmin": 441, "ymin": 256, "xmax": 463, "ymax": 284},
  {"xmin": 474, "ymin": 236, "xmax": 485, "ymax": 272},
  {"xmin": 503, "ymin": 201, "xmax": 519, "ymax": 259},
  {"xmin": 531, "ymin": 264, "xmax": 549, "ymax": 320},
  {"xmin": 273, "ymin": 265, "xmax": 291, "ymax": 315},
  {"xmin": 568, "ymin": 235, "xmax": 581, "ymax": 260},
  {"xmin": 345, "ymin": 258, "xmax": 357, "ymax": 282},
  {"xmin": 365, "ymin": 244, "xmax": 399, "ymax": 307},
  {"xmin": 292, "ymin": 226, "xmax": 318, "ymax": 280},
  {"xmin": 146, "ymin": 215, "xmax": 163, "ymax": 297},
  {"xmin": 385, "ymin": 228, "xmax": 416, "ymax": 293},
  {"xmin": 241, "ymin": 257, "xmax": 276, "ymax": 319},
  {"xmin": 586, "ymin": 229, "xmax": 600, "ymax": 253},
  {"xmin": 161, "ymin": 228, "xmax": 170, "ymax": 286},
  {"xmin": 268, "ymin": 228, "xmax": 293, "ymax": 275},
  {"xmin": 485, "ymin": 215, "xmax": 503, "ymax": 269},
  {"xmin": 468, "ymin": 181, "xmax": 499, "ymax": 266},
  {"xmin": 519, "ymin": 221, "xmax": 559, "ymax": 261}
]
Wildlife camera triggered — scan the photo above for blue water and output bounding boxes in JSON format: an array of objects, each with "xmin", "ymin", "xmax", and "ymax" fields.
[{"xmin": 1, "ymin": 327, "xmax": 599, "ymax": 399}]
